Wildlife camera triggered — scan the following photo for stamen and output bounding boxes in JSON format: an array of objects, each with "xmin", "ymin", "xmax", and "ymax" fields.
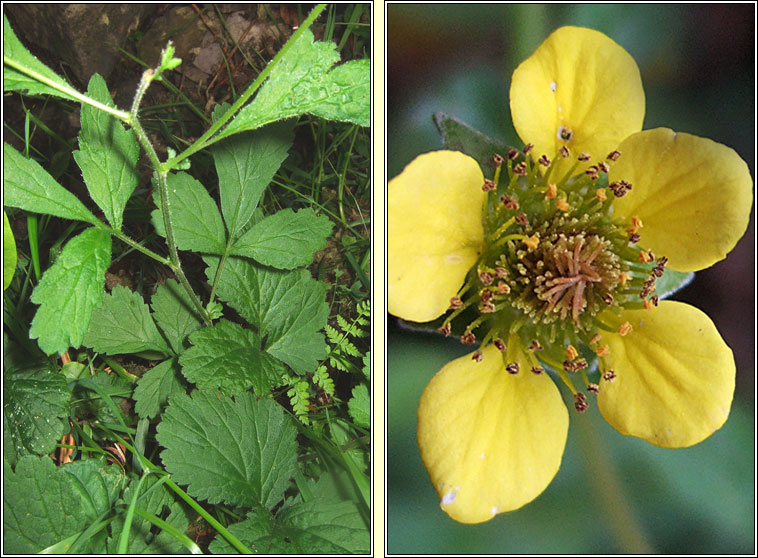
[
  {"xmin": 559, "ymin": 146, "xmax": 570, "ymax": 158},
  {"xmin": 461, "ymin": 332, "xmax": 476, "ymax": 345},
  {"xmin": 603, "ymin": 369, "xmax": 617, "ymax": 382},
  {"xmin": 618, "ymin": 322, "xmax": 633, "ymax": 336},
  {"xmin": 472, "ymin": 350, "xmax": 483, "ymax": 362},
  {"xmin": 449, "ymin": 297, "xmax": 463, "ymax": 310},
  {"xmin": 578, "ymin": 152, "xmax": 591, "ymax": 162},
  {"xmin": 531, "ymin": 366, "xmax": 545, "ymax": 375},
  {"xmin": 555, "ymin": 199, "xmax": 571, "ymax": 212},
  {"xmin": 505, "ymin": 362, "xmax": 520, "ymax": 375},
  {"xmin": 546, "ymin": 183, "xmax": 558, "ymax": 199},
  {"xmin": 507, "ymin": 148, "xmax": 520, "ymax": 160},
  {"xmin": 574, "ymin": 392, "xmax": 589, "ymax": 412},
  {"xmin": 513, "ymin": 162, "xmax": 527, "ymax": 176},
  {"xmin": 494, "ymin": 338, "xmax": 506, "ymax": 352},
  {"xmin": 538, "ymin": 154, "xmax": 551, "ymax": 167},
  {"xmin": 482, "ymin": 179, "xmax": 496, "ymax": 192},
  {"xmin": 438, "ymin": 323, "xmax": 452, "ymax": 337},
  {"xmin": 528, "ymin": 340, "xmax": 543, "ymax": 351},
  {"xmin": 587, "ymin": 383, "xmax": 600, "ymax": 394},
  {"xmin": 501, "ymin": 195, "xmax": 520, "ymax": 210},
  {"xmin": 595, "ymin": 188, "xmax": 607, "ymax": 202},
  {"xmin": 566, "ymin": 345, "xmax": 579, "ymax": 360},
  {"xmin": 557, "ymin": 126, "xmax": 573, "ymax": 142},
  {"xmin": 523, "ymin": 144, "xmax": 534, "ymax": 156},
  {"xmin": 606, "ymin": 150, "xmax": 621, "ymax": 161},
  {"xmin": 493, "ymin": 153, "xmax": 505, "ymax": 167}
]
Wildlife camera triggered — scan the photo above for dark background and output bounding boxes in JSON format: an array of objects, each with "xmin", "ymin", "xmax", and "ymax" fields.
[{"xmin": 387, "ymin": 3, "xmax": 755, "ymax": 554}]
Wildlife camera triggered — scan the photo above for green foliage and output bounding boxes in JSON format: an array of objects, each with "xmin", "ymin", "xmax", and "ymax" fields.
[
  {"xmin": 3, "ymin": 5, "xmax": 369, "ymax": 554},
  {"xmin": 3, "ymin": 211, "xmax": 17, "ymax": 290}
]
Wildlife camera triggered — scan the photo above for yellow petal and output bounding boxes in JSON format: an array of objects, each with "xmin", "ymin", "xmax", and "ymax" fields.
[
  {"xmin": 510, "ymin": 26, "xmax": 644, "ymax": 169},
  {"xmin": 417, "ymin": 341, "xmax": 569, "ymax": 523},
  {"xmin": 388, "ymin": 151, "xmax": 485, "ymax": 322},
  {"xmin": 598, "ymin": 301, "xmax": 735, "ymax": 448},
  {"xmin": 610, "ymin": 128, "xmax": 753, "ymax": 271}
]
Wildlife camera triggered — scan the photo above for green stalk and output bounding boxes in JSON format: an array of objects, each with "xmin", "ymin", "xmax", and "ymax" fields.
[
  {"xmin": 164, "ymin": 3, "xmax": 328, "ymax": 170},
  {"xmin": 4, "ymin": 57, "xmax": 131, "ymax": 121}
]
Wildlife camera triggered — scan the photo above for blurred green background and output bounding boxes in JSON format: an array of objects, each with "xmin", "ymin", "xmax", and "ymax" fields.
[{"xmin": 387, "ymin": 4, "xmax": 755, "ymax": 554}]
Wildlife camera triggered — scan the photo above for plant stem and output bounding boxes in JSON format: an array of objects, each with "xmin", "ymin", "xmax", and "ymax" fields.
[
  {"xmin": 4, "ymin": 57, "xmax": 131, "ymax": 121},
  {"xmin": 129, "ymin": 69, "xmax": 212, "ymax": 326},
  {"xmin": 164, "ymin": 3, "xmax": 328, "ymax": 170},
  {"xmin": 575, "ymin": 409, "xmax": 656, "ymax": 553}
]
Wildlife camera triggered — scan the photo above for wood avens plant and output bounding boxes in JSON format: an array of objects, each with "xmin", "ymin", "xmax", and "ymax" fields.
[{"xmin": 4, "ymin": 5, "xmax": 369, "ymax": 554}]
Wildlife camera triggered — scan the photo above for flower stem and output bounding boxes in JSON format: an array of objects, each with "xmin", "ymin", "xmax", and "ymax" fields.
[{"xmin": 574, "ymin": 409, "xmax": 656, "ymax": 553}]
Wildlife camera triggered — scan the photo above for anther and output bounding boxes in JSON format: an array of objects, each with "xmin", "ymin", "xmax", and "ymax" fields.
[
  {"xmin": 598, "ymin": 161, "xmax": 610, "ymax": 174},
  {"xmin": 606, "ymin": 150, "xmax": 621, "ymax": 161},
  {"xmin": 479, "ymin": 271, "xmax": 494, "ymax": 286},
  {"xmin": 531, "ymin": 366, "xmax": 545, "ymax": 375},
  {"xmin": 618, "ymin": 322, "xmax": 633, "ymax": 336},
  {"xmin": 472, "ymin": 350, "xmax": 483, "ymax": 362},
  {"xmin": 609, "ymin": 180, "xmax": 632, "ymax": 197},
  {"xmin": 602, "ymin": 293, "xmax": 614, "ymax": 305},
  {"xmin": 523, "ymin": 235, "xmax": 540, "ymax": 250},
  {"xmin": 595, "ymin": 344, "xmax": 610, "ymax": 357},
  {"xmin": 574, "ymin": 392, "xmax": 589, "ymax": 413},
  {"xmin": 559, "ymin": 146, "xmax": 570, "ymax": 158},
  {"xmin": 557, "ymin": 126, "xmax": 573, "ymax": 142},
  {"xmin": 563, "ymin": 358, "xmax": 588, "ymax": 372},
  {"xmin": 513, "ymin": 162, "xmax": 527, "ymax": 176},
  {"xmin": 461, "ymin": 331, "xmax": 476, "ymax": 345},
  {"xmin": 566, "ymin": 345, "xmax": 579, "ymax": 360},
  {"xmin": 523, "ymin": 143, "xmax": 534, "ymax": 155},
  {"xmin": 638, "ymin": 250, "xmax": 654, "ymax": 263},
  {"xmin": 578, "ymin": 152, "xmax": 591, "ymax": 162},
  {"xmin": 603, "ymin": 369, "xmax": 617, "ymax": 382},
  {"xmin": 493, "ymin": 153, "xmax": 505, "ymax": 167},
  {"xmin": 494, "ymin": 339, "xmax": 506, "ymax": 352},
  {"xmin": 587, "ymin": 383, "xmax": 600, "ymax": 394},
  {"xmin": 449, "ymin": 297, "xmax": 463, "ymax": 310},
  {"xmin": 538, "ymin": 154, "xmax": 551, "ymax": 167},
  {"xmin": 438, "ymin": 323, "xmax": 452, "ymax": 337},
  {"xmin": 496, "ymin": 281, "xmax": 511, "ymax": 295},
  {"xmin": 501, "ymin": 195, "xmax": 519, "ymax": 210},
  {"xmin": 507, "ymin": 148, "xmax": 520, "ymax": 160},
  {"xmin": 495, "ymin": 267, "xmax": 509, "ymax": 278},
  {"xmin": 480, "ymin": 301, "xmax": 496, "ymax": 313},
  {"xmin": 628, "ymin": 233, "xmax": 641, "ymax": 243},
  {"xmin": 596, "ymin": 188, "xmax": 607, "ymax": 202},
  {"xmin": 505, "ymin": 362, "xmax": 520, "ymax": 375},
  {"xmin": 585, "ymin": 165, "xmax": 599, "ymax": 180},
  {"xmin": 482, "ymin": 179, "xmax": 496, "ymax": 192},
  {"xmin": 515, "ymin": 213, "xmax": 529, "ymax": 226},
  {"xmin": 546, "ymin": 183, "xmax": 558, "ymax": 199},
  {"xmin": 528, "ymin": 340, "xmax": 543, "ymax": 351},
  {"xmin": 589, "ymin": 333, "xmax": 602, "ymax": 346},
  {"xmin": 556, "ymin": 199, "xmax": 571, "ymax": 212}
]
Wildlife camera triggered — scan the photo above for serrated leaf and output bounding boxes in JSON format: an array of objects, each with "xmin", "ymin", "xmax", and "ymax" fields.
[
  {"xmin": 3, "ymin": 456, "xmax": 86, "ymax": 554},
  {"xmin": 152, "ymin": 171, "xmax": 226, "ymax": 254},
  {"xmin": 29, "ymin": 227, "xmax": 111, "ymax": 355},
  {"xmin": 82, "ymin": 285, "xmax": 171, "ymax": 357},
  {"xmin": 217, "ymin": 30, "xmax": 369, "ymax": 140},
  {"xmin": 179, "ymin": 319, "xmax": 277, "ymax": 395},
  {"xmin": 213, "ymin": 121, "xmax": 295, "ymax": 240},
  {"xmin": 72, "ymin": 74, "xmax": 139, "ymax": 230},
  {"xmin": 3, "ymin": 362, "xmax": 71, "ymax": 467},
  {"xmin": 206, "ymin": 256, "xmax": 328, "ymax": 373},
  {"xmin": 150, "ymin": 278, "xmax": 204, "ymax": 354},
  {"xmin": 348, "ymin": 383, "xmax": 370, "ymax": 428},
  {"xmin": 157, "ymin": 391, "xmax": 298, "ymax": 508},
  {"xmin": 4, "ymin": 211, "xmax": 17, "ymax": 289},
  {"xmin": 434, "ymin": 112, "xmax": 517, "ymax": 178},
  {"xmin": 3, "ymin": 15, "xmax": 80, "ymax": 102},
  {"xmin": 3, "ymin": 142, "xmax": 100, "ymax": 225},
  {"xmin": 208, "ymin": 500, "xmax": 370, "ymax": 554},
  {"xmin": 133, "ymin": 358, "xmax": 185, "ymax": 420},
  {"xmin": 232, "ymin": 208, "xmax": 334, "ymax": 269},
  {"xmin": 63, "ymin": 459, "xmax": 125, "ymax": 521}
]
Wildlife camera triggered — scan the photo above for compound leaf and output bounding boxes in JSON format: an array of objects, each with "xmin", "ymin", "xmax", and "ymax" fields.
[
  {"xmin": 3, "ymin": 456, "xmax": 86, "ymax": 554},
  {"xmin": 150, "ymin": 278, "xmax": 204, "ymax": 355},
  {"xmin": 3, "ymin": 362, "xmax": 71, "ymax": 467},
  {"xmin": 213, "ymin": 121, "xmax": 295, "ymax": 241},
  {"xmin": 82, "ymin": 285, "xmax": 171, "ymax": 358},
  {"xmin": 4, "ymin": 142, "xmax": 100, "ymax": 226},
  {"xmin": 133, "ymin": 358, "xmax": 185, "ymax": 420},
  {"xmin": 208, "ymin": 500, "xmax": 370, "ymax": 554},
  {"xmin": 231, "ymin": 208, "xmax": 334, "ymax": 270},
  {"xmin": 73, "ymin": 74, "xmax": 139, "ymax": 230},
  {"xmin": 207, "ymin": 256, "xmax": 329, "ymax": 374},
  {"xmin": 3, "ymin": 14, "xmax": 80, "ymax": 103},
  {"xmin": 29, "ymin": 227, "xmax": 111, "ymax": 355},
  {"xmin": 152, "ymin": 171, "xmax": 226, "ymax": 254},
  {"xmin": 156, "ymin": 391, "xmax": 298, "ymax": 508},
  {"xmin": 217, "ymin": 30, "xmax": 369, "ymax": 140},
  {"xmin": 179, "ymin": 319, "xmax": 277, "ymax": 395}
]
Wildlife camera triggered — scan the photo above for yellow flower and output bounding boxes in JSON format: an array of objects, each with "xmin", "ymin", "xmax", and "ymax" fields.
[{"xmin": 388, "ymin": 26, "xmax": 752, "ymax": 524}]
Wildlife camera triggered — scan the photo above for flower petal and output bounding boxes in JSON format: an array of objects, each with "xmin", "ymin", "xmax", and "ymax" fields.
[
  {"xmin": 610, "ymin": 128, "xmax": 753, "ymax": 271},
  {"xmin": 510, "ymin": 26, "xmax": 644, "ymax": 167},
  {"xmin": 598, "ymin": 301, "xmax": 735, "ymax": 448},
  {"xmin": 417, "ymin": 340, "xmax": 569, "ymax": 523},
  {"xmin": 389, "ymin": 150, "xmax": 485, "ymax": 322}
]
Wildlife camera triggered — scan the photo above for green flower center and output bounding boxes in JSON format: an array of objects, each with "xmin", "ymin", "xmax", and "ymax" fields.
[{"xmin": 438, "ymin": 145, "xmax": 669, "ymax": 410}]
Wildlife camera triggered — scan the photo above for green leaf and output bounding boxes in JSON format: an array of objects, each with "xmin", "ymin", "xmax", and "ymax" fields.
[
  {"xmin": 3, "ymin": 362, "xmax": 71, "ymax": 467},
  {"xmin": 82, "ymin": 285, "xmax": 172, "ymax": 358},
  {"xmin": 152, "ymin": 171, "xmax": 226, "ymax": 254},
  {"xmin": 232, "ymin": 208, "xmax": 334, "ymax": 269},
  {"xmin": 3, "ymin": 142, "xmax": 100, "ymax": 225},
  {"xmin": 208, "ymin": 500, "xmax": 370, "ymax": 554},
  {"xmin": 63, "ymin": 459, "xmax": 124, "ymax": 521},
  {"xmin": 3, "ymin": 456, "xmax": 86, "ymax": 554},
  {"xmin": 179, "ymin": 319, "xmax": 277, "ymax": 395},
  {"xmin": 348, "ymin": 383, "xmax": 370, "ymax": 428},
  {"xmin": 207, "ymin": 256, "xmax": 329, "ymax": 374},
  {"xmin": 29, "ymin": 227, "xmax": 111, "ymax": 355},
  {"xmin": 213, "ymin": 121, "xmax": 295, "ymax": 240},
  {"xmin": 72, "ymin": 74, "xmax": 139, "ymax": 230},
  {"xmin": 654, "ymin": 267, "xmax": 695, "ymax": 300},
  {"xmin": 4, "ymin": 211, "xmax": 17, "ymax": 289},
  {"xmin": 434, "ymin": 112, "xmax": 517, "ymax": 179},
  {"xmin": 3, "ymin": 15, "xmax": 80, "ymax": 103},
  {"xmin": 157, "ymin": 391, "xmax": 298, "ymax": 508},
  {"xmin": 150, "ymin": 278, "xmax": 204, "ymax": 354},
  {"xmin": 133, "ymin": 358, "xmax": 185, "ymax": 420},
  {"xmin": 217, "ymin": 30, "xmax": 369, "ymax": 140}
]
